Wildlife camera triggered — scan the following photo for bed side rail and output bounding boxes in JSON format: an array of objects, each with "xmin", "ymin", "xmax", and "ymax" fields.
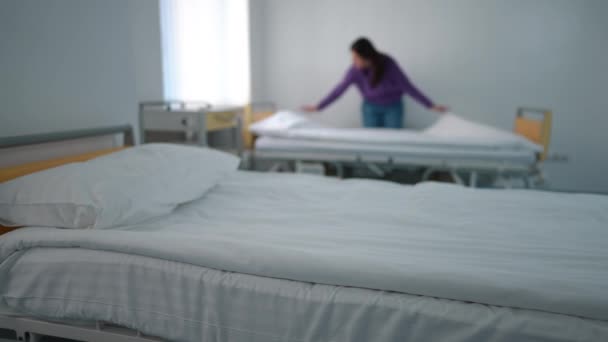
[{"xmin": 0, "ymin": 125, "xmax": 134, "ymax": 149}]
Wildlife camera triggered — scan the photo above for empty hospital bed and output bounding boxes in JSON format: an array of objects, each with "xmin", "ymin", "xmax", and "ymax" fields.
[{"xmin": 244, "ymin": 105, "xmax": 552, "ymax": 188}]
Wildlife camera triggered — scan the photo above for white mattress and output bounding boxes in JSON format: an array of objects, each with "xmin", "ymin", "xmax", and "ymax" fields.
[
  {"xmin": 250, "ymin": 111, "xmax": 543, "ymax": 153},
  {"xmin": 3, "ymin": 247, "xmax": 606, "ymax": 342},
  {"xmin": 255, "ymin": 136, "xmax": 537, "ymax": 165},
  {"xmin": 2, "ymin": 171, "xmax": 608, "ymax": 341}
]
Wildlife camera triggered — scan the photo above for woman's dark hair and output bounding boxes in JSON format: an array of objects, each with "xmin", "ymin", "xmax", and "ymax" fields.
[{"xmin": 351, "ymin": 37, "xmax": 386, "ymax": 87}]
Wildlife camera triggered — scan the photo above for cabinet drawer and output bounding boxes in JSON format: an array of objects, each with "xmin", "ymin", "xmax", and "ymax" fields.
[
  {"xmin": 206, "ymin": 111, "xmax": 237, "ymax": 132},
  {"xmin": 141, "ymin": 111, "xmax": 200, "ymax": 132}
]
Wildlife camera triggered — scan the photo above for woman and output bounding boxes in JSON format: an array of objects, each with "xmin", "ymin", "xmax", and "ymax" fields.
[{"xmin": 303, "ymin": 37, "xmax": 447, "ymax": 128}]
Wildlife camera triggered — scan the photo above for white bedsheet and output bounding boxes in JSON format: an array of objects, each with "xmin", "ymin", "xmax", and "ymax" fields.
[
  {"xmin": 2, "ymin": 171, "xmax": 608, "ymax": 340},
  {"xmin": 2, "ymin": 247, "xmax": 606, "ymax": 342},
  {"xmin": 250, "ymin": 111, "xmax": 542, "ymax": 152}
]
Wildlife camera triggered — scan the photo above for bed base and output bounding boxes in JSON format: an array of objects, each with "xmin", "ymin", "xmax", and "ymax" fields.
[
  {"xmin": 252, "ymin": 150, "xmax": 543, "ymax": 188},
  {"xmin": 0, "ymin": 315, "xmax": 162, "ymax": 342}
]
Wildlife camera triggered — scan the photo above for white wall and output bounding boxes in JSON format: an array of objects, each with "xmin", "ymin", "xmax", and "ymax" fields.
[
  {"xmin": 129, "ymin": 0, "xmax": 164, "ymax": 106},
  {"xmin": 0, "ymin": 0, "xmax": 163, "ymax": 138},
  {"xmin": 249, "ymin": 0, "xmax": 267, "ymax": 103},
  {"xmin": 250, "ymin": 0, "xmax": 608, "ymax": 193}
]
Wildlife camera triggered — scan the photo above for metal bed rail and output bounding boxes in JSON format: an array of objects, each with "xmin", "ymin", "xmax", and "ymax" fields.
[
  {"xmin": 0, "ymin": 316, "xmax": 163, "ymax": 342},
  {"xmin": 252, "ymin": 149, "xmax": 542, "ymax": 188},
  {"xmin": 0, "ymin": 125, "xmax": 134, "ymax": 149},
  {"xmin": 139, "ymin": 100, "xmax": 212, "ymax": 111}
]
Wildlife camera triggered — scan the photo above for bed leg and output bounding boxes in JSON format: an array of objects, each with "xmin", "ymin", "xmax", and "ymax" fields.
[
  {"xmin": 529, "ymin": 166, "xmax": 545, "ymax": 189},
  {"xmin": 332, "ymin": 162, "xmax": 344, "ymax": 178},
  {"xmin": 245, "ymin": 150, "xmax": 253, "ymax": 170},
  {"xmin": 27, "ymin": 332, "xmax": 43, "ymax": 342},
  {"xmin": 250, "ymin": 153, "xmax": 256, "ymax": 171},
  {"xmin": 523, "ymin": 175, "xmax": 532, "ymax": 189},
  {"xmin": 469, "ymin": 171, "xmax": 478, "ymax": 188},
  {"xmin": 449, "ymin": 170, "xmax": 465, "ymax": 186},
  {"xmin": 422, "ymin": 168, "xmax": 435, "ymax": 182},
  {"xmin": 366, "ymin": 163, "xmax": 385, "ymax": 177},
  {"xmin": 504, "ymin": 175, "xmax": 513, "ymax": 189},
  {"xmin": 268, "ymin": 163, "xmax": 281, "ymax": 172}
]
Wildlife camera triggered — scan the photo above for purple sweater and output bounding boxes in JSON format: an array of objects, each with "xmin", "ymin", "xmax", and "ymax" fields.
[{"xmin": 317, "ymin": 56, "xmax": 434, "ymax": 110}]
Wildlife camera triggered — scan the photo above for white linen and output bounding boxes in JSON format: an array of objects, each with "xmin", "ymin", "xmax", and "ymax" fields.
[
  {"xmin": 250, "ymin": 111, "xmax": 542, "ymax": 152},
  {"xmin": 1, "ymin": 171, "xmax": 607, "ymax": 323},
  {"xmin": 0, "ymin": 144, "xmax": 239, "ymax": 229},
  {"xmin": 249, "ymin": 110, "xmax": 324, "ymax": 136},
  {"xmin": 2, "ymin": 245, "xmax": 606, "ymax": 342},
  {"xmin": 424, "ymin": 113, "xmax": 541, "ymax": 151}
]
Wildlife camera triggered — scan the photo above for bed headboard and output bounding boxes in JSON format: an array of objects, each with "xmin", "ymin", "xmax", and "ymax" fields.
[
  {"xmin": 514, "ymin": 108, "xmax": 552, "ymax": 161},
  {"xmin": 242, "ymin": 102, "xmax": 276, "ymax": 149},
  {"xmin": 0, "ymin": 125, "xmax": 134, "ymax": 181}
]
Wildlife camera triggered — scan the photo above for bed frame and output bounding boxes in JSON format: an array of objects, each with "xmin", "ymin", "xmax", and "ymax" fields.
[
  {"xmin": 0, "ymin": 125, "xmax": 161, "ymax": 342},
  {"xmin": 417, "ymin": 107, "xmax": 552, "ymax": 187},
  {"xmin": 242, "ymin": 102, "xmax": 277, "ymax": 149},
  {"xmin": 244, "ymin": 106, "xmax": 552, "ymax": 188}
]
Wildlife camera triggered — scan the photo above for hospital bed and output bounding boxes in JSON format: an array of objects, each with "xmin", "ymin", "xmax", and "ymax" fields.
[
  {"xmin": 1, "ymin": 126, "xmax": 606, "ymax": 342},
  {"xmin": 244, "ymin": 105, "xmax": 552, "ymax": 188}
]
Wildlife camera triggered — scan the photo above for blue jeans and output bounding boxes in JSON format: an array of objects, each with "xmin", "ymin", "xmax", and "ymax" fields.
[{"xmin": 362, "ymin": 100, "xmax": 404, "ymax": 128}]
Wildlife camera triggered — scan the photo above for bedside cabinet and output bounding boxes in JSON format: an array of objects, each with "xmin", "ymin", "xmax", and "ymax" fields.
[{"xmin": 139, "ymin": 101, "xmax": 243, "ymax": 156}]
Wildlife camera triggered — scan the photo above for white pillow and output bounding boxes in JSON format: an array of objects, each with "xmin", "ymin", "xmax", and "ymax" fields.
[
  {"xmin": 0, "ymin": 144, "xmax": 240, "ymax": 229},
  {"xmin": 249, "ymin": 110, "xmax": 324, "ymax": 137}
]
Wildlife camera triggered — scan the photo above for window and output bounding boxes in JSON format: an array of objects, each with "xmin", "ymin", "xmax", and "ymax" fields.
[{"xmin": 160, "ymin": 0, "xmax": 250, "ymax": 105}]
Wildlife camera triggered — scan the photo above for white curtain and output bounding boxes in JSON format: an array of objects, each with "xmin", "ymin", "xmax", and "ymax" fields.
[{"xmin": 160, "ymin": 0, "xmax": 250, "ymax": 106}]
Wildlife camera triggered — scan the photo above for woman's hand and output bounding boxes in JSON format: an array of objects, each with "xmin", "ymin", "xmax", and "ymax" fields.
[
  {"xmin": 301, "ymin": 105, "xmax": 319, "ymax": 113},
  {"xmin": 431, "ymin": 105, "xmax": 449, "ymax": 113}
]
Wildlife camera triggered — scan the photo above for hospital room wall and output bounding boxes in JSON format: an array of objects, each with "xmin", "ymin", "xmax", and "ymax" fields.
[
  {"xmin": 250, "ymin": 0, "xmax": 608, "ymax": 193},
  {"xmin": 0, "ymin": 0, "xmax": 163, "ymax": 138}
]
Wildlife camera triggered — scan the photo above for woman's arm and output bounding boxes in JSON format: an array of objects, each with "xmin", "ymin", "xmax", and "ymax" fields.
[
  {"xmin": 393, "ymin": 63, "xmax": 434, "ymax": 109},
  {"xmin": 315, "ymin": 68, "xmax": 355, "ymax": 111}
]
